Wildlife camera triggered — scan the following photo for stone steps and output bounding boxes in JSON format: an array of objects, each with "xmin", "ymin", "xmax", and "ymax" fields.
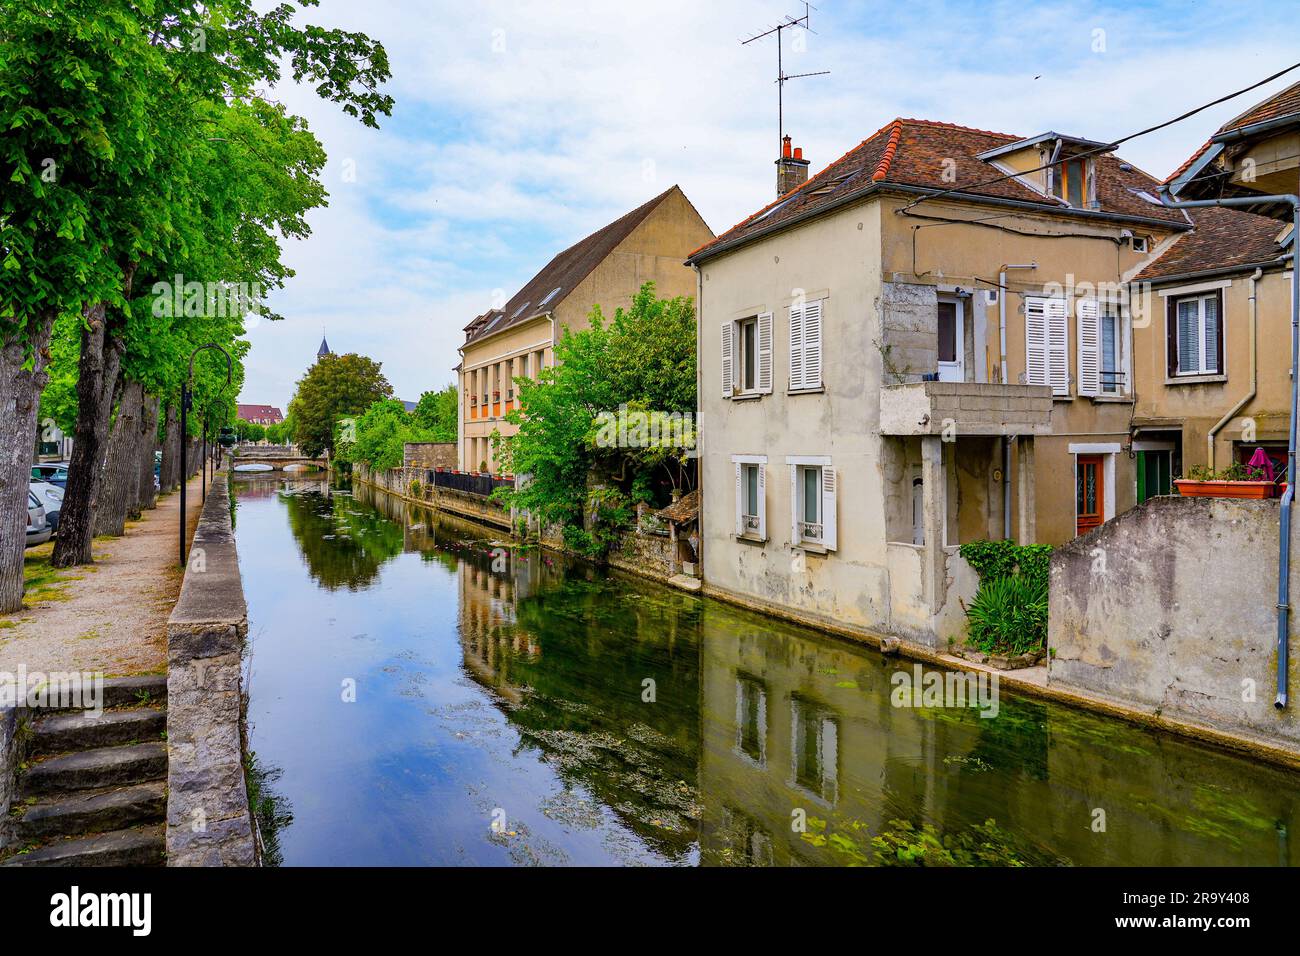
[
  {"xmin": 13, "ymin": 781, "xmax": 166, "ymax": 842},
  {"xmin": 20, "ymin": 741, "xmax": 167, "ymax": 797},
  {"xmin": 1, "ymin": 825, "xmax": 165, "ymax": 867},
  {"xmin": 29, "ymin": 706, "xmax": 166, "ymax": 757}
]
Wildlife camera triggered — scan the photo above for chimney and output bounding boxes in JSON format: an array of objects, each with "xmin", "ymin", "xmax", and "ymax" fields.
[{"xmin": 775, "ymin": 135, "xmax": 810, "ymax": 197}]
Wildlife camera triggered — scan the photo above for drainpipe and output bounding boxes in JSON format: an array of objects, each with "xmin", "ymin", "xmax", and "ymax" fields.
[
  {"xmin": 1206, "ymin": 267, "xmax": 1262, "ymax": 471},
  {"xmin": 999, "ymin": 263, "xmax": 1037, "ymax": 539},
  {"xmin": 1158, "ymin": 186, "xmax": 1299, "ymax": 709}
]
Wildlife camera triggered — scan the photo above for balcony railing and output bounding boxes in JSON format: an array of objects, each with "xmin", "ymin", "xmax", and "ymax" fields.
[
  {"xmin": 798, "ymin": 520, "xmax": 823, "ymax": 541},
  {"xmin": 743, "ymin": 514, "xmax": 760, "ymax": 532}
]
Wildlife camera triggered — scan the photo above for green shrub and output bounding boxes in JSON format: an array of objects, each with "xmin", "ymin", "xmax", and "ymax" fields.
[{"xmin": 958, "ymin": 540, "xmax": 1052, "ymax": 655}]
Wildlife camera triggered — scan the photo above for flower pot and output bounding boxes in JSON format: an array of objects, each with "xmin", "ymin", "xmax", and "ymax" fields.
[{"xmin": 1174, "ymin": 479, "xmax": 1276, "ymax": 499}]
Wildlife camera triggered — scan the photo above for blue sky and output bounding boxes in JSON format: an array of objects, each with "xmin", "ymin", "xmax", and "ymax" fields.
[{"xmin": 240, "ymin": 0, "xmax": 1295, "ymax": 410}]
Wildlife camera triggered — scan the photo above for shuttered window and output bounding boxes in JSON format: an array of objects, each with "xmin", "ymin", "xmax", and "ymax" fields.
[
  {"xmin": 732, "ymin": 455, "xmax": 767, "ymax": 540},
  {"xmin": 789, "ymin": 299, "xmax": 823, "ymax": 391},
  {"xmin": 1025, "ymin": 296, "xmax": 1070, "ymax": 396},
  {"xmin": 1166, "ymin": 291, "xmax": 1223, "ymax": 376},
  {"xmin": 723, "ymin": 313, "xmax": 773, "ymax": 396},
  {"xmin": 786, "ymin": 458, "xmax": 837, "ymax": 551},
  {"xmin": 1076, "ymin": 298, "xmax": 1100, "ymax": 396}
]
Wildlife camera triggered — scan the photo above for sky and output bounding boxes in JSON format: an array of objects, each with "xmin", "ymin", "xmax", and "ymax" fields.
[{"xmin": 239, "ymin": 0, "xmax": 1297, "ymax": 411}]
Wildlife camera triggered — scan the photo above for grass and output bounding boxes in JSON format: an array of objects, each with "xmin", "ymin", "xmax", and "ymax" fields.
[{"xmin": 17, "ymin": 544, "xmax": 81, "ymax": 606}]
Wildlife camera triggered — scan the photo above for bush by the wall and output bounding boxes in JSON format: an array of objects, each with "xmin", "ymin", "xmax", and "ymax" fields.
[{"xmin": 958, "ymin": 540, "xmax": 1051, "ymax": 655}]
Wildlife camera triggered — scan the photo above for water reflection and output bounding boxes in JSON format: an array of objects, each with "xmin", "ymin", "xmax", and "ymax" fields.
[{"xmin": 237, "ymin": 477, "xmax": 1300, "ymax": 867}]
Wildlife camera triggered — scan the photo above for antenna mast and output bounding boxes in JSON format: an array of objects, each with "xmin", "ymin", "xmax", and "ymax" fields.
[{"xmin": 742, "ymin": 2, "xmax": 829, "ymax": 155}]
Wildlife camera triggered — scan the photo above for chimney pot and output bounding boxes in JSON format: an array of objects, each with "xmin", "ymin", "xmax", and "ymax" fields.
[
  {"xmin": 793, "ymin": 146, "xmax": 803, "ymax": 160},
  {"xmin": 782, "ymin": 135, "xmax": 792, "ymax": 159}
]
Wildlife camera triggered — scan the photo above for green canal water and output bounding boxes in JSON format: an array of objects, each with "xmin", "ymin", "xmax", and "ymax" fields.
[{"xmin": 233, "ymin": 476, "xmax": 1300, "ymax": 866}]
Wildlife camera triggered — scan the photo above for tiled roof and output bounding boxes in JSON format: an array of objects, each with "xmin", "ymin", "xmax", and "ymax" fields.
[
  {"xmin": 656, "ymin": 488, "xmax": 699, "ymax": 524},
  {"xmin": 1134, "ymin": 204, "xmax": 1287, "ymax": 281},
  {"xmin": 236, "ymin": 404, "xmax": 283, "ymax": 422},
  {"xmin": 689, "ymin": 119, "xmax": 1188, "ymax": 263},
  {"xmin": 1164, "ymin": 81, "xmax": 1300, "ymax": 186},
  {"xmin": 463, "ymin": 186, "xmax": 681, "ymax": 347}
]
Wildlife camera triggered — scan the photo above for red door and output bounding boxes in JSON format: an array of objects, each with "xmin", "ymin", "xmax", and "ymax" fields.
[{"xmin": 1076, "ymin": 455, "xmax": 1104, "ymax": 535}]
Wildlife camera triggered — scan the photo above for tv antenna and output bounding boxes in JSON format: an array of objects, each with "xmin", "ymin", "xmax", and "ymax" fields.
[{"xmin": 742, "ymin": 2, "xmax": 829, "ymax": 155}]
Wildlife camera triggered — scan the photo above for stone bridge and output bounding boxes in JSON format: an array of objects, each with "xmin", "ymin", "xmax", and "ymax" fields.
[{"xmin": 232, "ymin": 445, "xmax": 325, "ymax": 470}]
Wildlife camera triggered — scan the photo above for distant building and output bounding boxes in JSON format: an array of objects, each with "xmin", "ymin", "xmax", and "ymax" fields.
[
  {"xmin": 317, "ymin": 335, "xmax": 332, "ymax": 362},
  {"xmin": 237, "ymin": 404, "xmax": 284, "ymax": 425}
]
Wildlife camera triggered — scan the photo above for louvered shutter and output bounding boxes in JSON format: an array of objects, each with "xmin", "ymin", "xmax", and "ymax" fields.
[
  {"xmin": 1077, "ymin": 298, "xmax": 1101, "ymax": 396},
  {"xmin": 789, "ymin": 465, "xmax": 799, "ymax": 546},
  {"xmin": 821, "ymin": 465, "xmax": 837, "ymax": 551},
  {"xmin": 803, "ymin": 300, "xmax": 823, "ymax": 389},
  {"xmin": 734, "ymin": 461, "xmax": 744, "ymax": 537},
  {"xmin": 756, "ymin": 464, "xmax": 767, "ymax": 541},
  {"xmin": 789, "ymin": 305, "xmax": 805, "ymax": 390},
  {"xmin": 757, "ymin": 311, "xmax": 774, "ymax": 394},
  {"xmin": 721, "ymin": 322, "xmax": 734, "ymax": 398},
  {"xmin": 1025, "ymin": 297, "xmax": 1049, "ymax": 387},
  {"xmin": 1046, "ymin": 298, "xmax": 1070, "ymax": 396}
]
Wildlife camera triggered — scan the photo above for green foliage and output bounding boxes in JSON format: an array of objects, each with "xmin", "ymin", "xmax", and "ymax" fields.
[
  {"xmin": 871, "ymin": 818, "xmax": 1035, "ymax": 867},
  {"xmin": 235, "ymin": 420, "xmax": 267, "ymax": 443},
  {"xmin": 288, "ymin": 354, "xmax": 392, "ymax": 457},
  {"xmin": 958, "ymin": 540, "xmax": 1052, "ymax": 655},
  {"xmin": 1186, "ymin": 462, "xmax": 1269, "ymax": 481},
  {"xmin": 334, "ymin": 398, "xmax": 432, "ymax": 472},
  {"xmin": 499, "ymin": 283, "xmax": 697, "ymax": 555},
  {"xmin": 411, "ymin": 385, "xmax": 458, "ymax": 443}
]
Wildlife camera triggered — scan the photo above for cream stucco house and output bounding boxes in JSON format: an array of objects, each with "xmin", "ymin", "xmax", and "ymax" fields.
[
  {"xmin": 457, "ymin": 186, "xmax": 713, "ymax": 473},
  {"xmin": 687, "ymin": 119, "xmax": 1189, "ymax": 648}
]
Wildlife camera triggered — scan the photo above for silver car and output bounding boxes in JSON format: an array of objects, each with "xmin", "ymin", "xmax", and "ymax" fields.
[
  {"xmin": 30, "ymin": 479, "xmax": 62, "ymax": 533},
  {"xmin": 26, "ymin": 491, "xmax": 51, "ymax": 547}
]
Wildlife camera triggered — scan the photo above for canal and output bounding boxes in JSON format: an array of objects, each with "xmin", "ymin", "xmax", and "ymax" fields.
[{"xmin": 233, "ymin": 476, "xmax": 1300, "ymax": 866}]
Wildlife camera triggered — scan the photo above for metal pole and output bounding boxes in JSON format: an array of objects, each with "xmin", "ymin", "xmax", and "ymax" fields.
[
  {"xmin": 202, "ymin": 411, "xmax": 208, "ymax": 504},
  {"xmin": 179, "ymin": 384, "xmax": 188, "ymax": 565}
]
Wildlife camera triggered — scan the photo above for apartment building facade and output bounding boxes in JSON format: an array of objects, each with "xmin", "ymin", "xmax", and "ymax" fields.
[
  {"xmin": 457, "ymin": 186, "xmax": 713, "ymax": 473},
  {"xmin": 688, "ymin": 120, "xmax": 1188, "ymax": 648}
]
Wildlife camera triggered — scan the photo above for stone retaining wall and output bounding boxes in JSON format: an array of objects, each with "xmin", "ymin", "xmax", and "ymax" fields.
[
  {"xmin": 165, "ymin": 467, "xmax": 256, "ymax": 866},
  {"xmin": 0, "ymin": 704, "xmax": 21, "ymax": 852}
]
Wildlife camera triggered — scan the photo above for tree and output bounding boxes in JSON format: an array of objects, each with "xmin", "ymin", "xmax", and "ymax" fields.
[
  {"xmin": 335, "ymin": 399, "xmax": 437, "ymax": 472},
  {"xmin": 411, "ymin": 385, "xmax": 458, "ymax": 442},
  {"xmin": 499, "ymin": 283, "xmax": 697, "ymax": 557},
  {"xmin": 288, "ymin": 354, "xmax": 392, "ymax": 458}
]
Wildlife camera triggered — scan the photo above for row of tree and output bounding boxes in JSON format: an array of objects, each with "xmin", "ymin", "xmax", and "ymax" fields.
[{"xmin": 0, "ymin": 2, "xmax": 394, "ymax": 611}]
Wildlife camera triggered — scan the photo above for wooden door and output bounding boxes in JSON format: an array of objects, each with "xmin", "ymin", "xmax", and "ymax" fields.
[{"xmin": 1076, "ymin": 455, "xmax": 1104, "ymax": 535}]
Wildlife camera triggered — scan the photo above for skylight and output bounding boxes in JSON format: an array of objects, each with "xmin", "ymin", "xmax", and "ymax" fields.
[
  {"xmin": 511, "ymin": 301, "xmax": 531, "ymax": 320},
  {"xmin": 538, "ymin": 287, "xmax": 562, "ymax": 308}
]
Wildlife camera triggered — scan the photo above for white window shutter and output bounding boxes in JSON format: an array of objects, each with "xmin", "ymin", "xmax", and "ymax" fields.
[
  {"xmin": 789, "ymin": 464, "xmax": 800, "ymax": 546},
  {"xmin": 734, "ymin": 461, "xmax": 744, "ymax": 537},
  {"xmin": 1025, "ymin": 296, "xmax": 1048, "ymax": 387},
  {"xmin": 1076, "ymin": 298, "xmax": 1100, "ymax": 396},
  {"xmin": 1046, "ymin": 298, "xmax": 1070, "ymax": 396},
  {"xmin": 756, "ymin": 463, "xmax": 767, "ymax": 541},
  {"xmin": 757, "ymin": 311, "xmax": 773, "ymax": 394},
  {"xmin": 821, "ymin": 465, "xmax": 837, "ymax": 551},
  {"xmin": 789, "ymin": 305, "xmax": 805, "ymax": 391},
  {"xmin": 721, "ymin": 322, "xmax": 734, "ymax": 398},
  {"xmin": 804, "ymin": 301, "xmax": 823, "ymax": 389}
]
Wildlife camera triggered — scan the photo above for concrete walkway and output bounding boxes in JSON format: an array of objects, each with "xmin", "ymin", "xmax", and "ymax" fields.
[{"xmin": 0, "ymin": 474, "xmax": 206, "ymax": 677}]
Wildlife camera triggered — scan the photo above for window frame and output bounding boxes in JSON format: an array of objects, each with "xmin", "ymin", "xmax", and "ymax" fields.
[
  {"xmin": 731, "ymin": 454, "xmax": 767, "ymax": 541},
  {"xmin": 1166, "ymin": 289, "xmax": 1224, "ymax": 378}
]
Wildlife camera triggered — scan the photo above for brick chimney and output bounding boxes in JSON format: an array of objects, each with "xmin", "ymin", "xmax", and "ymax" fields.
[{"xmin": 775, "ymin": 135, "xmax": 810, "ymax": 197}]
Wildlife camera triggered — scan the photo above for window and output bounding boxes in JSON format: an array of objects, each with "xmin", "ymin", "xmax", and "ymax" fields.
[
  {"xmin": 790, "ymin": 697, "xmax": 838, "ymax": 804},
  {"xmin": 1132, "ymin": 236, "xmax": 1149, "ymax": 253},
  {"xmin": 1167, "ymin": 291, "xmax": 1222, "ymax": 377},
  {"xmin": 786, "ymin": 457, "xmax": 837, "ymax": 550},
  {"xmin": 1077, "ymin": 299, "xmax": 1127, "ymax": 396},
  {"xmin": 732, "ymin": 455, "xmax": 767, "ymax": 540},
  {"xmin": 722, "ymin": 313, "xmax": 773, "ymax": 397},
  {"xmin": 1052, "ymin": 156, "xmax": 1094, "ymax": 207},
  {"xmin": 789, "ymin": 298, "xmax": 823, "ymax": 391},
  {"xmin": 735, "ymin": 676, "xmax": 767, "ymax": 764},
  {"xmin": 1025, "ymin": 296, "xmax": 1070, "ymax": 396}
]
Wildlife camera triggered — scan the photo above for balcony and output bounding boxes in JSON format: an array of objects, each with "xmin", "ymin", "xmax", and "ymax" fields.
[{"xmin": 879, "ymin": 382, "xmax": 1052, "ymax": 437}]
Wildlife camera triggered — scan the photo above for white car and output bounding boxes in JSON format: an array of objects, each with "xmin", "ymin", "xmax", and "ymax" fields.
[
  {"xmin": 26, "ymin": 491, "xmax": 51, "ymax": 547},
  {"xmin": 30, "ymin": 479, "xmax": 62, "ymax": 533}
]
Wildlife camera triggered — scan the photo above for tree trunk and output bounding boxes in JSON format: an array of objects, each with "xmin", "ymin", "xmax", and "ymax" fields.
[
  {"xmin": 51, "ymin": 303, "xmax": 124, "ymax": 568},
  {"xmin": 94, "ymin": 379, "xmax": 143, "ymax": 537},
  {"xmin": 0, "ymin": 312, "xmax": 56, "ymax": 613},
  {"xmin": 136, "ymin": 392, "xmax": 160, "ymax": 512},
  {"xmin": 161, "ymin": 401, "xmax": 180, "ymax": 492}
]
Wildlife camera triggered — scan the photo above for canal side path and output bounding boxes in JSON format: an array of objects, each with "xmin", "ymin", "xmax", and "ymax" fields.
[{"xmin": 0, "ymin": 474, "xmax": 205, "ymax": 677}]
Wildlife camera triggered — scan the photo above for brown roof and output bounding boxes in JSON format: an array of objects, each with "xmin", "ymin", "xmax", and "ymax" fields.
[
  {"xmin": 236, "ymin": 404, "xmax": 283, "ymax": 423},
  {"xmin": 1165, "ymin": 81, "xmax": 1300, "ymax": 187},
  {"xmin": 1134, "ymin": 204, "xmax": 1289, "ymax": 281},
  {"xmin": 656, "ymin": 488, "xmax": 698, "ymax": 524},
  {"xmin": 463, "ymin": 186, "xmax": 680, "ymax": 347},
  {"xmin": 689, "ymin": 119, "xmax": 1187, "ymax": 263}
]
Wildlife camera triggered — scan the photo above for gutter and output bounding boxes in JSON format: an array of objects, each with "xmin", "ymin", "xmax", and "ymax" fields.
[
  {"xmin": 1206, "ymin": 267, "xmax": 1263, "ymax": 471},
  {"xmin": 688, "ymin": 181, "xmax": 1191, "ymax": 266},
  {"xmin": 1133, "ymin": 257, "xmax": 1290, "ymax": 288},
  {"xmin": 1158, "ymin": 185, "xmax": 1299, "ymax": 710},
  {"xmin": 999, "ymin": 263, "xmax": 1038, "ymax": 540},
  {"xmin": 1212, "ymin": 111, "xmax": 1300, "ymax": 145}
]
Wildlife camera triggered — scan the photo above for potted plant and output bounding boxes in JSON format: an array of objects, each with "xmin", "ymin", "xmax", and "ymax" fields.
[{"xmin": 1174, "ymin": 462, "xmax": 1279, "ymax": 499}]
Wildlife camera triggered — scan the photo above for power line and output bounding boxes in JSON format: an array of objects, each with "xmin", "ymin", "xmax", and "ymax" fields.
[{"xmin": 900, "ymin": 60, "xmax": 1300, "ymax": 214}]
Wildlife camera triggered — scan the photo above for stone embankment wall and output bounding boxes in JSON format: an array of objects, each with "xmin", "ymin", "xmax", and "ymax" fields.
[
  {"xmin": 0, "ymin": 705, "xmax": 22, "ymax": 851},
  {"xmin": 1050, "ymin": 495, "xmax": 1300, "ymax": 752},
  {"xmin": 403, "ymin": 442, "xmax": 457, "ymax": 469},
  {"xmin": 354, "ymin": 463, "xmax": 513, "ymax": 530},
  {"xmin": 165, "ymin": 467, "xmax": 257, "ymax": 865}
]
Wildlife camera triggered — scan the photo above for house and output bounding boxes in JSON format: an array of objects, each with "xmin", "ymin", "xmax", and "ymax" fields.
[
  {"xmin": 236, "ymin": 404, "xmax": 284, "ymax": 426},
  {"xmin": 687, "ymin": 120, "xmax": 1188, "ymax": 648},
  {"xmin": 456, "ymin": 185, "xmax": 714, "ymax": 473}
]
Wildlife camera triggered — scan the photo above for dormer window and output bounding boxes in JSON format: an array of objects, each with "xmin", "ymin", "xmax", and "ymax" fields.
[{"xmin": 1051, "ymin": 155, "xmax": 1096, "ymax": 208}]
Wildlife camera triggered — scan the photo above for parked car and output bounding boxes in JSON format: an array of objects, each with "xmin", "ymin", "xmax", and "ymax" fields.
[
  {"xmin": 26, "ymin": 492, "xmax": 51, "ymax": 547},
  {"xmin": 31, "ymin": 462, "xmax": 70, "ymax": 488},
  {"xmin": 30, "ymin": 479, "xmax": 62, "ymax": 533}
]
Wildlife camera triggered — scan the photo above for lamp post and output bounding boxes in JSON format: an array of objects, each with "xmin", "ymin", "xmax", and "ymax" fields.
[{"xmin": 180, "ymin": 343, "xmax": 233, "ymax": 565}]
